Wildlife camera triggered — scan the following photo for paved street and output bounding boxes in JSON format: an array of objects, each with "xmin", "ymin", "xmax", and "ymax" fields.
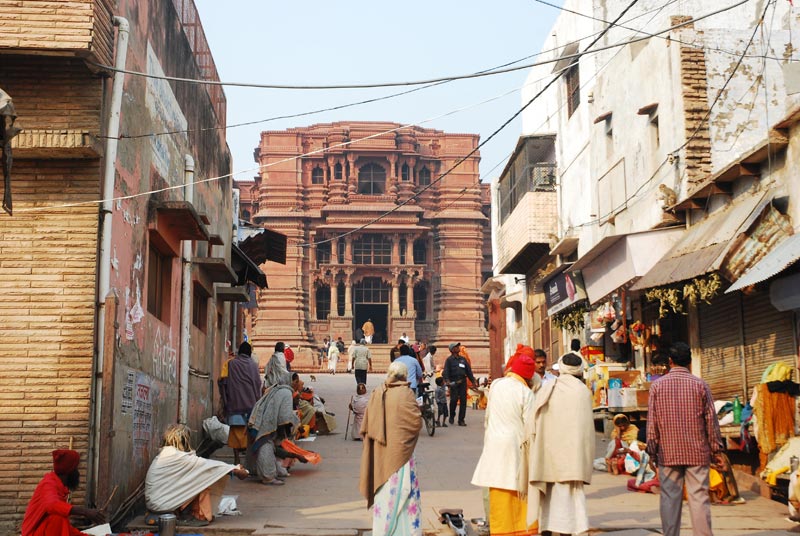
[{"xmin": 131, "ymin": 373, "xmax": 800, "ymax": 536}]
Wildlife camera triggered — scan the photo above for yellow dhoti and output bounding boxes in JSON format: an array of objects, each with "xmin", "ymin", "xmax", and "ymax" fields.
[{"xmin": 488, "ymin": 488, "xmax": 538, "ymax": 536}]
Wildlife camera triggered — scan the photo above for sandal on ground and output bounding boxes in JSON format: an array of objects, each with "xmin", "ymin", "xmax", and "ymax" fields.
[
  {"xmin": 261, "ymin": 478, "xmax": 285, "ymax": 486},
  {"xmin": 177, "ymin": 516, "xmax": 209, "ymax": 527}
]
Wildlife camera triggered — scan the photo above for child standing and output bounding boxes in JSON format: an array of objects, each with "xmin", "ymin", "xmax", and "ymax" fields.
[{"xmin": 435, "ymin": 376, "xmax": 448, "ymax": 428}]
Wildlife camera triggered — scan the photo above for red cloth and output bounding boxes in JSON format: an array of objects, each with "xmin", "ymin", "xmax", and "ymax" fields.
[
  {"xmin": 509, "ymin": 354, "xmax": 536, "ymax": 380},
  {"xmin": 21, "ymin": 472, "xmax": 85, "ymax": 536},
  {"xmin": 52, "ymin": 449, "xmax": 80, "ymax": 476},
  {"xmin": 284, "ymin": 347, "xmax": 295, "ymax": 364},
  {"xmin": 646, "ymin": 366, "xmax": 723, "ymax": 467}
]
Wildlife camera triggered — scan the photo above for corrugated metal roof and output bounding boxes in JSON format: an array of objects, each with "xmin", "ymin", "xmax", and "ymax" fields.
[
  {"xmin": 726, "ymin": 233, "xmax": 800, "ymax": 292},
  {"xmin": 631, "ymin": 191, "xmax": 770, "ymax": 290}
]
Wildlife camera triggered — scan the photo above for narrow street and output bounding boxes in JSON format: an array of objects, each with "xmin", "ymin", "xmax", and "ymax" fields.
[{"xmin": 132, "ymin": 373, "xmax": 799, "ymax": 536}]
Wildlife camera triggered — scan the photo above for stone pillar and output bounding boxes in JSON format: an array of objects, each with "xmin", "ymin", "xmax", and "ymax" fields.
[
  {"xmin": 309, "ymin": 241, "xmax": 316, "ymax": 268},
  {"xmin": 330, "ymin": 274, "xmax": 339, "ymax": 317},
  {"xmin": 391, "ymin": 270, "xmax": 401, "ymax": 316},
  {"xmin": 388, "ymin": 154, "xmax": 397, "ymax": 180},
  {"xmin": 405, "ymin": 237, "xmax": 414, "ymax": 265},
  {"xmin": 406, "ymin": 277, "xmax": 415, "ymax": 317},
  {"xmin": 391, "ymin": 234, "xmax": 400, "ymax": 265},
  {"xmin": 344, "ymin": 270, "xmax": 353, "ymax": 317},
  {"xmin": 345, "ymin": 236, "xmax": 353, "ymax": 264},
  {"xmin": 331, "ymin": 237, "xmax": 339, "ymax": 264}
]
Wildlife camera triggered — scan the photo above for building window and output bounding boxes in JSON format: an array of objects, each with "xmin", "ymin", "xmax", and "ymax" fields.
[
  {"xmin": 358, "ymin": 163, "xmax": 386, "ymax": 195},
  {"xmin": 418, "ymin": 167, "xmax": 431, "ymax": 186},
  {"xmin": 147, "ymin": 242, "xmax": 173, "ymax": 322},
  {"xmin": 315, "ymin": 285, "xmax": 330, "ymax": 320},
  {"xmin": 413, "ymin": 239, "xmax": 427, "ymax": 264},
  {"xmin": 355, "ymin": 277, "xmax": 390, "ymax": 303},
  {"xmin": 401, "ymin": 163, "xmax": 410, "ymax": 181},
  {"xmin": 399, "ymin": 239, "xmax": 407, "ymax": 264},
  {"xmin": 337, "ymin": 281, "xmax": 346, "ymax": 316},
  {"xmin": 334, "ymin": 162, "xmax": 343, "ymax": 180},
  {"xmin": 565, "ymin": 62, "xmax": 580, "ymax": 118},
  {"xmin": 192, "ymin": 282, "xmax": 209, "ymax": 332},
  {"xmin": 311, "ymin": 166, "xmax": 325, "ymax": 184},
  {"xmin": 498, "ymin": 136, "xmax": 557, "ymax": 223},
  {"xmin": 316, "ymin": 242, "xmax": 331, "ymax": 267},
  {"xmin": 413, "ymin": 282, "xmax": 428, "ymax": 320},
  {"xmin": 353, "ymin": 235, "xmax": 391, "ymax": 264}
]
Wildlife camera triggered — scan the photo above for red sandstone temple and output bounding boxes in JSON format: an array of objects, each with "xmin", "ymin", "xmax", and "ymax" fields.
[{"xmin": 241, "ymin": 121, "xmax": 492, "ymax": 369}]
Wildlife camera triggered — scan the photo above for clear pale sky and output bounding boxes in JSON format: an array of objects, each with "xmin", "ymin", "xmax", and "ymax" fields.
[{"xmin": 193, "ymin": 1, "xmax": 562, "ymax": 183}]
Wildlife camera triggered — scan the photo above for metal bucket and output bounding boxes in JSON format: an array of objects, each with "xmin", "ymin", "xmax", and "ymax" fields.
[{"xmin": 158, "ymin": 513, "xmax": 177, "ymax": 536}]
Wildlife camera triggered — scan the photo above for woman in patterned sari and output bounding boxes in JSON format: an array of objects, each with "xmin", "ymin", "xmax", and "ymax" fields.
[{"xmin": 359, "ymin": 361, "xmax": 422, "ymax": 536}]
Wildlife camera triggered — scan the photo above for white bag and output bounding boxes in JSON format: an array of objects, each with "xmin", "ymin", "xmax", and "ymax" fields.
[
  {"xmin": 217, "ymin": 495, "xmax": 241, "ymax": 516},
  {"xmin": 203, "ymin": 416, "xmax": 230, "ymax": 444}
]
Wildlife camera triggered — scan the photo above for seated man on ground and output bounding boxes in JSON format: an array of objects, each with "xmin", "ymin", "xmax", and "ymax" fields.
[
  {"xmin": 605, "ymin": 414, "xmax": 640, "ymax": 475},
  {"xmin": 291, "ymin": 373, "xmax": 317, "ymax": 432},
  {"xmin": 145, "ymin": 424, "xmax": 248, "ymax": 526},
  {"xmin": 22, "ymin": 449, "xmax": 106, "ymax": 536}
]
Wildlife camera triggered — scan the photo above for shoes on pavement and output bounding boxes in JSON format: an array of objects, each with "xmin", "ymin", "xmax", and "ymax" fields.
[
  {"xmin": 261, "ymin": 478, "xmax": 285, "ymax": 486},
  {"xmin": 458, "ymin": 422, "xmax": 467, "ymax": 426},
  {"xmin": 440, "ymin": 422, "xmax": 448, "ymax": 428},
  {"xmin": 177, "ymin": 517, "xmax": 209, "ymax": 527},
  {"xmin": 448, "ymin": 419, "xmax": 454, "ymax": 425}
]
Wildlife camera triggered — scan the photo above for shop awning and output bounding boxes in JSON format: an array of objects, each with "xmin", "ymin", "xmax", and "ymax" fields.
[
  {"xmin": 238, "ymin": 228, "xmax": 288, "ymax": 265},
  {"xmin": 631, "ymin": 191, "xmax": 771, "ymax": 291},
  {"xmin": 574, "ymin": 227, "xmax": 684, "ymax": 303},
  {"xmin": 232, "ymin": 243, "xmax": 268, "ymax": 289},
  {"xmin": 726, "ymin": 233, "xmax": 800, "ymax": 293}
]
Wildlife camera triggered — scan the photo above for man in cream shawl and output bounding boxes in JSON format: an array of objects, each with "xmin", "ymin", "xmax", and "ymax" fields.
[
  {"xmin": 526, "ymin": 352, "xmax": 593, "ymax": 535},
  {"xmin": 145, "ymin": 424, "xmax": 248, "ymax": 526},
  {"xmin": 471, "ymin": 346, "xmax": 538, "ymax": 536},
  {"xmin": 359, "ymin": 361, "xmax": 422, "ymax": 536}
]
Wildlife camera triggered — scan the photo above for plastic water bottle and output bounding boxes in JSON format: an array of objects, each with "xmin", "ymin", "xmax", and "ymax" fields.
[{"xmin": 733, "ymin": 395, "xmax": 742, "ymax": 424}]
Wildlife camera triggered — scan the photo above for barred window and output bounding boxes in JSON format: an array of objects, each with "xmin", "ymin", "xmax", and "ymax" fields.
[
  {"xmin": 401, "ymin": 163, "xmax": 410, "ymax": 181},
  {"xmin": 358, "ymin": 163, "xmax": 386, "ymax": 194},
  {"xmin": 311, "ymin": 166, "xmax": 324, "ymax": 184},
  {"xmin": 355, "ymin": 277, "xmax": 390, "ymax": 303},
  {"xmin": 566, "ymin": 62, "xmax": 580, "ymax": 118},
  {"xmin": 315, "ymin": 285, "xmax": 330, "ymax": 320},
  {"xmin": 418, "ymin": 167, "xmax": 431, "ymax": 186},
  {"xmin": 353, "ymin": 235, "xmax": 391, "ymax": 264}
]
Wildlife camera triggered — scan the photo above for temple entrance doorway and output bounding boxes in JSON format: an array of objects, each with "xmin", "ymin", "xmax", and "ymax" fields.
[{"xmin": 354, "ymin": 277, "xmax": 390, "ymax": 344}]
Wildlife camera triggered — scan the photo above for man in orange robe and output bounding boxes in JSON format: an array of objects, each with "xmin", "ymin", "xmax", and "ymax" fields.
[{"xmin": 21, "ymin": 449, "xmax": 105, "ymax": 536}]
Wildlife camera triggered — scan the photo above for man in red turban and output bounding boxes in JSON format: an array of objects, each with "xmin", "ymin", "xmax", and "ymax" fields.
[
  {"xmin": 471, "ymin": 349, "xmax": 538, "ymax": 535},
  {"xmin": 21, "ymin": 450, "xmax": 106, "ymax": 536}
]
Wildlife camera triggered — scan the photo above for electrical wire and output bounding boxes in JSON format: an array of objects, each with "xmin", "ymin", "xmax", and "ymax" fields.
[
  {"xmin": 86, "ymin": 1, "xmax": 748, "ymax": 91},
  {"xmin": 110, "ymin": 0, "xmax": 688, "ymax": 140}
]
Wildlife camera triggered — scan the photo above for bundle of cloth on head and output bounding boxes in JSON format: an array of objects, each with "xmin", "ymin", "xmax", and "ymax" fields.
[
  {"xmin": 508, "ymin": 346, "xmax": 536, "ymax": 380},
  {"xmin": 557, "ymin": 352, "xmax": 584, "ymax": 376}
]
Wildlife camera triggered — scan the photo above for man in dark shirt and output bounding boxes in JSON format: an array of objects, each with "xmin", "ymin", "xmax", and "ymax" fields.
[
  {"xmin": 442, "ymin": 342, "xmax": 476, "ymax": 426},
  {"xmin": 389, "ymin": 339, "xmax": 404, "ymax": 362},
  {"xmin": 647, "ymin": 342, "xmax": 723, "ymax": 536}
]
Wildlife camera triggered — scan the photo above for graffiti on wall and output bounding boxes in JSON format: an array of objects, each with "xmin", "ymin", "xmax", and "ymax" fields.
[
  {"xmin": 132, "ymin": 372, "xmax": 153, "ymax": 461},
  {"xmin": 152, "ymin": 326, "xmax": 177, "ymax": 384}
]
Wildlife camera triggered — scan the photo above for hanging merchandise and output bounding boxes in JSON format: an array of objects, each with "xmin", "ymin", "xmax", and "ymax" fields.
[
  {"xmin": 629, "ymin": 320, "xmax": 646, "ymax": 349},
  {"xmin": 596, "ymin": 301, "xmax": 616, "ymax": 324}
]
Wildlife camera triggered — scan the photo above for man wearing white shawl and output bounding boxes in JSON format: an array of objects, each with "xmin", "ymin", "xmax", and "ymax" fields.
[
  {"xmin": 526, "ymin": 353, "xmax": 593, "ymax": 535},
  {"xmin": 145, "ymin": 424, "xmax": 248, "ymax": 526}
]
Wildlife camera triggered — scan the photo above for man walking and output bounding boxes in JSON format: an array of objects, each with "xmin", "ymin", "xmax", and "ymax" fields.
[
  {"xmin": 471, "ymin": 347, "xmax": 537, "ymax": 535},
  {"xmin": 647, "ymin": 342, "xmax": 723, "ymax": 536},
  {"xmin": 395, "ymin": 344, "xmax": 423, "ymax": 394},
  {"xmin": 442, "ymin": 342, "xmax": 476, "ymax": 426},
  {"xmin": 219, "ymin": 341, "xmax": 263, "ymax": 465},
  {"xmin": 351, "ymin": 338, "xmax": 373, "ymax": 386}
]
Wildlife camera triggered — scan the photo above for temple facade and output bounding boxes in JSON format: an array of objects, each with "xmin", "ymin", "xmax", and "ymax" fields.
[{"xmin": 246, "ymin": 121, "xmax": 492, "ymax": 368}]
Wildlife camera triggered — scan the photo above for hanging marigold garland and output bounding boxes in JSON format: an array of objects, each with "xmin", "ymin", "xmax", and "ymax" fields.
[{"xmin": 645, "ymin": 273, "xmax": 722, "ymax": 318}]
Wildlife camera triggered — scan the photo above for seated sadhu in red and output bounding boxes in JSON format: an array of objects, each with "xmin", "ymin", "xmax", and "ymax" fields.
[{"xmin": 21, "ymin": 449, "xmax": 106, "ymax": 536}]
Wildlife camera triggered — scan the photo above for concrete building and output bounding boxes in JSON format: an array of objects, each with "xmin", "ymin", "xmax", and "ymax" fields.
[
  {"xmin": 493, "ymin": 0, "xmax": 800, "ymax": 396},
  {"xmin": 0, "ymin": 0, "xmax": 268, "ymax": 530},
  {"xmin": 249, "ymin": 122, "xmax": 492, "ymax": 368}
]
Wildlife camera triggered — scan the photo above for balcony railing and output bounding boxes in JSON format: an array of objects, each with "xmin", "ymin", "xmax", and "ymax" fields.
[
  {"xmin": 171, "ymin": 0, "xmax": 227, "ymax": 130},
  {"xmin": 499, "ymin": 163, "xmax": 556, "ymax": 224}
]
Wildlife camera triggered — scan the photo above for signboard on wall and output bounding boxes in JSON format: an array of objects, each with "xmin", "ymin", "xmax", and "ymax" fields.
[{"xmin": 545, "ymin": 270, "xmax": 588, "ymax": 316}]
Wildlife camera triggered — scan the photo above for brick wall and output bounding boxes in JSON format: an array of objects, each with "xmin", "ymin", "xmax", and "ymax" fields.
[
  {"xmin": 0, "ymin": 0, "xmax": 114, "ymax": 64},
  {"xmin": 0, "ymin": 159, "xmax": 100, "ymax": 532},
  {"xmin": 674, "ymin": 17, "xmax": 713, "ymax": 185}
]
